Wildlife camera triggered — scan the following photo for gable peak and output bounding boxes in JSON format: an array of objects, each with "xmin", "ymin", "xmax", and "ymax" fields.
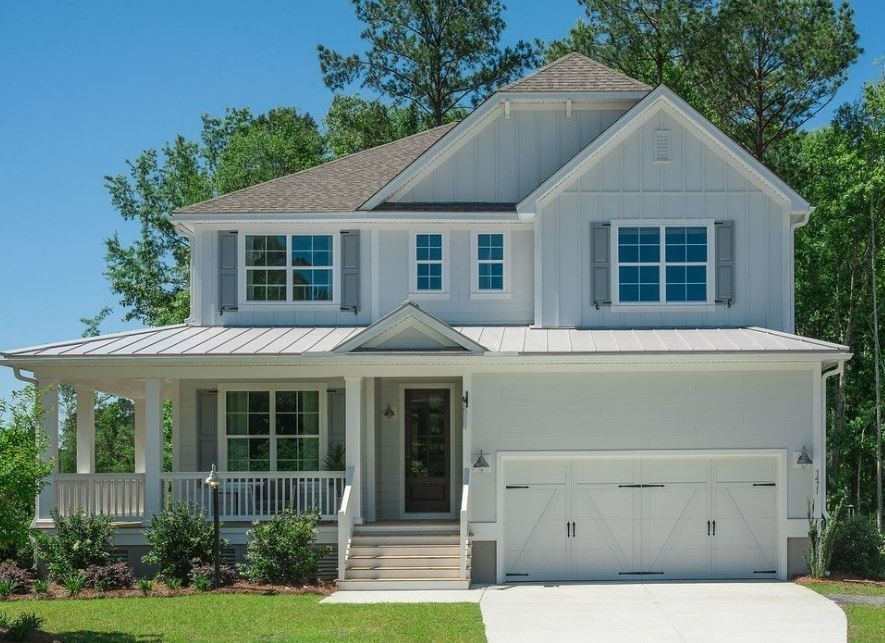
[{"xmin": 502, "ymin": 52, "xmax": 652, "ymax": 94}]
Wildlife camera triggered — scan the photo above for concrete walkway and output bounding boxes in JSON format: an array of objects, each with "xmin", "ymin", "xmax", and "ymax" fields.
[
  {"xmin": 480, "ymin": 582, "xmax": 847, "ymax": 643},
  {"xmin": 324, "ymin": 581, "xmax": 847, "ymax": 642}
]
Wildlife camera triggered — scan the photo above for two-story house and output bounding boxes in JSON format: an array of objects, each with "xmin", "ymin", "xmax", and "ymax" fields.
[{"xmin": 2, "ymin": 54, "xmax": 850, "ymax": 589}]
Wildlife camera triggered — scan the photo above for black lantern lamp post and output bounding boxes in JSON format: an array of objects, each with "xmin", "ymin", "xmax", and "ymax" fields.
[{"xmin": 204, "ymin": 464, "xmax": 221, "ymax": 589}]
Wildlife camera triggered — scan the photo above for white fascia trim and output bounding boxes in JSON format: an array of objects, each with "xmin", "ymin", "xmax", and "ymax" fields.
[
  {"xmin": 493, "ymin": 90, "xmax": 649, "ymax": 103},
  {"xmin": 516, "ymin": 85, "xmax": 811, "ymax": 220},
  {"xmin": 173, "ymin": 212, "xmax": 525, "ymax": 225}
]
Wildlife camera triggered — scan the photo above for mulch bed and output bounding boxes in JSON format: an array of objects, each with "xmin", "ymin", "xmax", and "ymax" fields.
[
  {"xmin": 1, "ymin": 579, "xmax": 336, "ymax": 602},
  {"xmin": 794, "ymin": 574, "xmax": 885, "ymax": 588}
]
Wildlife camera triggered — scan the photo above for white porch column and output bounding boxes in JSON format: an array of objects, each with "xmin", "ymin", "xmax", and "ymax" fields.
[
  {"xmin": 142, "ymin": 379, "xmax": 163, "ymax": 518},
  {"xmin": 462, "ymin": 372, "xmax": 472, "ymax": 472},
  {"xmin": 134, "ymin": 398, "xmax": 146, "ymax": 474},
  {"xmin": 364, "ymin": 378, "xmax": 376, "ymax": 522},
  {"xmin": 37, "ymin": 380, "xmax": 59, "ymax": 520},
  {"xmin": 75, "ymin": 386, "xmax": 95, "ymax": 474},
  {"xmin": 344, "ymin": 376, "xmax": 363, "ymax": 523}
]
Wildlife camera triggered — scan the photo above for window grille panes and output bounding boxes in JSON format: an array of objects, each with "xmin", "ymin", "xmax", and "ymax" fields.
[
  {"xmin": 618, "ymin": 227, "xmax": 660, "ymax": 302},
  {"xmin": 292, "ymin": 235, "xmax": 333, "ymax": 301},
  {"xmin": 477, "ymin": 233, "xmax": 505, "ymax": 290},
  {"xmin": 415, "ymin": 234, "xmax": 443, "ymax": 291},
  {"xmin": 245, "ymin": 235, "xmax": 287, "ymax": 301},
  {"xmin": 226, "ymin": 391, "xmax": 271, "ymax": 471}
]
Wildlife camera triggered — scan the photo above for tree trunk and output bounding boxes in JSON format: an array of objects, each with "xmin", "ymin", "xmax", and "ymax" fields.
[{"xmin": 872, "ymin": 198, "xmax": 883, "ymax": 532}]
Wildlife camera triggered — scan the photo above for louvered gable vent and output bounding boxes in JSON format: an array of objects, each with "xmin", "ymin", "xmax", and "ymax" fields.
[{"xmin": 654, "ymin": 129, "xmax": 671, "ymax": 163}]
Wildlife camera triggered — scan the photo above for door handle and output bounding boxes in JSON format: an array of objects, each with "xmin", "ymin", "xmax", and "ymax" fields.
[
  {"xmin": 707, "ymin": 520, "xmax": 711, "ymax": 536},
  {"xmin": 566, "ymin": 521, "xmax": 570, "ymax": 538},
  {"xmin": 572, "ymin": 521, "xmax": 576, "ymax": 537},
  {"xmin": 712, "ymin": 520, "xmax": 716, "ymax": 536}
]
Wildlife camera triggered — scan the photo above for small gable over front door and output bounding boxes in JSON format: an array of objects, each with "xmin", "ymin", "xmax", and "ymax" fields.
[{"xmin": 333, "ymin": 301, "xmax": 486, "ymax": 354}]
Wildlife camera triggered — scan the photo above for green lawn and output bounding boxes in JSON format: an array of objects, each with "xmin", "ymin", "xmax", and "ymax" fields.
[
  {"xmin": 803, "ymin": 580, "xmax": 885, "ymax": 643},
  {"xmin": 0, "ymin": 594, "xmax": 486, "ymax": 642}
]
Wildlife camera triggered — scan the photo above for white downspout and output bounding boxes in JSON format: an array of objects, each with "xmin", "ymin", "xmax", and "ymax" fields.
[
  {"xmin": 819, "ymin": 361, "xmax": 845, "ymax": 516},
  {"xmin": 12, "ymin": 366, "xmax": 38, "ymax": 385}
]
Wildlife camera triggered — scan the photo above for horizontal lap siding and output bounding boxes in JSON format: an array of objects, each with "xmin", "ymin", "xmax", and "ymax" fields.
[
  {"xmin": 468, "ymin": 370, "xmax": 814, "ymax": 523},
  {"xmin": 539, "ymin": 110, "xmax": 789, "ymax": 330}
]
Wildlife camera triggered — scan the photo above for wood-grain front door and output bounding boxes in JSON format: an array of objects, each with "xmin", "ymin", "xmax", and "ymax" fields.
[{"xmin": 404, "ymin": 389, "xmax": 450, "ymax": 513}]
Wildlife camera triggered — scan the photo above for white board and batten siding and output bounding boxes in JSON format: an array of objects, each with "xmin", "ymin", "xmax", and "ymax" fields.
[
  {"xmin": 392, "ymin": 104, "xmax": 630, "ymax": 204},
  {"xmin": 468, "ymin": 369, "xmax": 815, "ymax": 526},
  {"xmin": 537, "ymin": 109, "xmax": 793, "ymax": 331}
]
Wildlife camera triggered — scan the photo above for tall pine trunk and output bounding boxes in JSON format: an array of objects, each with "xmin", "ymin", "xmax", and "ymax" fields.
[{"xmin": 873, "ymin": 197, "xmax": 883, "ymax": 532}]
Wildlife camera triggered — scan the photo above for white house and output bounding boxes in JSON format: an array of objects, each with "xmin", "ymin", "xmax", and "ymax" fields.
[{"xmin": 2, "ymin": 53, "xmax": 850, "ymax": 589}]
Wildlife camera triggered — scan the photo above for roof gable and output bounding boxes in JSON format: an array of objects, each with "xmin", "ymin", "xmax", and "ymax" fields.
[
  {"xmin": 502, "ymin": 52, "xmax": 651, "ymax": 93},
  {"xmin": 174, "ymin": 123, "xmax": 456, "ymax": 215},
  {"xmin": 517, "ymin": 85, "xmax": 811, "ymax": 218},
  {"xmin": 333, "ymin": 302, "xmax": 485, "ymax": 353}
]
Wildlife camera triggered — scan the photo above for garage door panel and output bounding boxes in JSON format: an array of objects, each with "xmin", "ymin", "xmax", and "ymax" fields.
[
  {"xmin": 504, "ymin": 486, "xmax": 568, "ymax": 519},
  {"xmin": 642, "ymin": 485, "xmax": 708, "ymax": 519},
  {"xmin": 572, "ymin": 484, "xmax": 636, "ymax": 520},
  {"xmin": 503, "ymin": 485, "xmax": 569, "ymax": 580},
  {"xmin": 714, "ymin": 457, "xmax": 777, "ymax": 483},
  {"xmin": 505, "ymin": 460, "xmax": 568, "ymax": 486},
  {"xmin": 571, "ymin": 458, "xmax": 635, "ymax": 484},
  {"xmin": 642, "ymin": 458, "xmax": 708, "ymax": 484},
  {"xmin": 714, "ymin": 518, "xmax": 777, "ymax": 549},
  {"xmin": 716, "ymin": 485, "xmax": 777, "ymax": 519},
  {"xmin": 643, "ymin": 547, "xmax": 709, "ymax": 578},
  {"xmin": 713, "ymin": 547, "xmax": 778, "ymax": 578}
]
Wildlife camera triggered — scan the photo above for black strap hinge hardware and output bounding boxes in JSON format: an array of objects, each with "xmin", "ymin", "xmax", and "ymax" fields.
[{"xmin": 506, "ymin": 485, "xmax": 529, "ymax": 489}]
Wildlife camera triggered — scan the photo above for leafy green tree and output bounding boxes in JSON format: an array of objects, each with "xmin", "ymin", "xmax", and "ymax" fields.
[
  {"xmin": 0, "ymin": 388, "xmax": 50, "ymax": 562},
  {"xmin": 104, "ymin": 107, "xmax": 326, "ymax": 327},
  {"xmin": 326, "ymin": 95, "xmax": 425, "ymax": 157},
  {"xmin": 774, "ymin": 75, "xmax": 885, "ymax": 518},
  {"xmin": 546, "ymin": 0, "xmax": 716, "ymax": 94},
  {"xmin": 695, "ymin": 0, "xmax": 860, "ymax": 160},
  {"xmin": 318, "ymin": 0, "xmax": 540, "ymax": 126}
]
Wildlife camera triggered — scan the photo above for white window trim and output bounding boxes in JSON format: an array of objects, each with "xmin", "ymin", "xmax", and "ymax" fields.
[
  {"xmin": 609, "ymin": 219, "xmax": 716, "ymax": 311},
  {"xmin": 238, "ymin": 231, "xmax": 341, "ymax": 308},
  {"xmin": 409, "ymin": 231, "xmax": 450, "ymax": 299},
  {"xmin": 217, "ymin": 382, "xmax": 328, "ymax": 473},
  {"xmin": 470, "ymin": 230, "xmax": 512, "ymax": 299}
]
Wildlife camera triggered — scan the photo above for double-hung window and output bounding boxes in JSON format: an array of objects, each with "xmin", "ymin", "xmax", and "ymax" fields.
[
  {"xmin": 615, "ymin": 222, "xmax": 710, "ymax": 304},
  {"xmin": 244, "ymin": 234, "xmax": 334, "ymax": 303},
  {"xmin": 414, "ymin": 233, "xmax": 444, "ymax": 292},
  {"xmin": 476, "ymin": 233, "xmax": 505, "ymax": 291},
  {"xmin": 225, "ymin": 388, "xmax": 322, "ymax": 472}
]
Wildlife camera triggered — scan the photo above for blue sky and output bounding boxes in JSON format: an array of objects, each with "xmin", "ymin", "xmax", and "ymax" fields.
[{"xmin": 0, "ymin": 0, "xmax": 882, "ymax": 401}]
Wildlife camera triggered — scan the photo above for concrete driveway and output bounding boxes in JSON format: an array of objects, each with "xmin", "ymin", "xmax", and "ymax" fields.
[{"xmin": 480, "ymin": 582, "xmax": 847, "ymax": 643}]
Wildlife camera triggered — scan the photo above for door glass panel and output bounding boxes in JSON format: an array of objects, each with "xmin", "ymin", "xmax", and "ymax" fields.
[{"xmin": 407, "ymin": 392, "xmax": 447, "ymax": 479}]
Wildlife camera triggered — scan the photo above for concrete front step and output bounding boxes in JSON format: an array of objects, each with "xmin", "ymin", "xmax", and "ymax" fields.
[
  {"xmin": 350, "ymin": 534, "xmax": 460, "ymax": 546},
  {"xmin": 345, "ymin": 566, "xmax": 466, "ymax": 580},
  {"xmin": 349, "ymin": 545, "xmax": 461, "ymax": 557},
  {"xmin": 353, "ymin": 521, "xmax": 459, "ymax": 534},
  {"xmin": 337, "ymin": 578, "xmax": 471, "ymax": 591},
  {"xmin": 348, "ymin": 554, "xmax": 464, "ymax": 568}
]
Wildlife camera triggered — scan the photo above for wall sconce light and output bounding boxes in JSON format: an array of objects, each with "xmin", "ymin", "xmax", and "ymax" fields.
[
  {"xmin": 473, "ymin": 449, "xmax": 490, "ymax": 469},
  {"xmin": 795, "ymin": 446, "xmax": 813, "ymax": 468},
  {"xmin": 383, "ymin": 404, "xmax": 395, "ymax": 419}
]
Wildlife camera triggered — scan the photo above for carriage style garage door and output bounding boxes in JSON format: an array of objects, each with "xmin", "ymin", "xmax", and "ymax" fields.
[{"xmin": 502, "ymin": 455, "xmax": 779, "ymax": 581}]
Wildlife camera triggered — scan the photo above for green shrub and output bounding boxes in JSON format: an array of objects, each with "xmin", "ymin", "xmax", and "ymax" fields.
[
  {"xmin": 142, "ymin": 503, "xmax": 227, "ymax": 584},
  {"xmin": 137, "ymin": 577, "xmax": 153, "ymax": 596},
  {"xmin": 831, "ymin": 513, "xmax": 884, "ymax": 578},
  {"xmin": 241, "ymin": 510, "xmax": 330, "ymax": 585},
  {"xmin": 0, "ymin": 579, "xmax": 19, "ymax": 600},
  {"xmin": 193, "ymin": 575, "xmax": 211, "ymax": 591},
  {"xmin": 61, "ymin": 570, "xmax": 86, "ymax": 597},
  {"xmin": 32, "ymin": 579, "xmax": 48, "ymax": 595},
  {"xmin": 806, "ymin": 500, "xmax": 843, "ymax": 578},
  {"xmin": 34, "ymin": 509, "xmax": 116, "ymax": 580},
  {"xmin": 3, "ymin": 611, "xmax": 43, "ymax": 641},
  {"xmin": 164, "ymin": 577, "xmax": 182, "ymax": 590}
]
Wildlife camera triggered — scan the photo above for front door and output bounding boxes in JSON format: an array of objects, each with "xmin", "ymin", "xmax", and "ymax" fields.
[{"xmin": 404, "ymin": 389, "xmax": 450, "ymax": 513}]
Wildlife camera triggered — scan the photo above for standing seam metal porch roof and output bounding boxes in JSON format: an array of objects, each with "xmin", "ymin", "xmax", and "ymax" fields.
[{"xmin": 2, "ymin": 325, "xmax": 848, "ymax": 358}]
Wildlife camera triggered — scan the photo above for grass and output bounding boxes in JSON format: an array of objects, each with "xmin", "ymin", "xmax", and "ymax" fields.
[
  {"xmin": 802, "ymin": 579, "xmax": 885, "ymax": 643},
  {"xmin": 0, "ymin": 593, "xmax": 486, "ymax": 642}
]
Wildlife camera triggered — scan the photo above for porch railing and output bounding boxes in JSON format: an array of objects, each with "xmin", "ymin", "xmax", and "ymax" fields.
[
  {"xmin": 161, "ymin": 471, "xmax": 346, "ymax": 521},
  {"xmin": 337, "ymin": 466, "xmax": 356, "ymax": 580},
  {"xmin": 54, "ymin": 473, "xmax": 145, "ymax": 519}
]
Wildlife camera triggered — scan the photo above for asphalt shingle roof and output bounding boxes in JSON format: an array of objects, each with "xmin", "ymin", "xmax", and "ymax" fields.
[
  {"xmin": 176, "ymin": 123, "xmax": 457, "ymax": 214},
  {"xmin": 502, "ymin": 52, "xmax": 651, "ymax": 93}
]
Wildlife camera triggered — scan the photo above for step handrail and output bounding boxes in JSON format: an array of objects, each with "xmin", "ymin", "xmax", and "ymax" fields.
[
  {"xmin": 337, "ymin": 466, "xmax": 356, "ymax": 581},
  {"xmin": 459, "ymin": 467, "xmax": 470, "ymax": 578}
]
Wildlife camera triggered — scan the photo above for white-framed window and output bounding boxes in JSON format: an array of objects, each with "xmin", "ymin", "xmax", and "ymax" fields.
[
  {"xmin": 409, "ymin": 232, "xmax": 448, "ymax": 297},
  {"xmin": 243, "ymin": 233, "xmax": 337, "ymax": 304},
  {"xmin": 470, "ymin": 231, "xmax": 511, "ymax": 297},
  {"xmin": 612, "ymin": 220, "xmax": 713, "ymax": 305},
  {"xmin": 219, "ymin": 384, "xmax": 327, "ymax": 472}
]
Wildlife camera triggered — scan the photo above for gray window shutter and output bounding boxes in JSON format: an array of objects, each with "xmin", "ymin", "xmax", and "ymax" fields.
[
  {"xmin": 218, "ymin": 231, "xmax": 238, "ymax": 314},
  {"xmin": 591, "ymin": 222, "xmax": 611, "ymax": 308},
  {"xmin": 715, "ymin": 221, "xmax": 735, "ymax": 306},
  {"xmin": 340, "ymin": 230, "xmax": 360, "ymax": 313}
]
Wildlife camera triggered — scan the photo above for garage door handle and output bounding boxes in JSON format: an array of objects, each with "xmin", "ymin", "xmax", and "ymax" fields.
[
  {"xmin": 707, "ymin": 520, "xmax": 711, "ymax": 536},
  {"xmin": 566, "ymin": 521, "xmax": 570, "ymax": 538},
  {"xmin": 572, "ymin": 521, "xmax": 576, "ymax": 537},
  {"xmin": 712, "ymin": 520, "xmax": 716, "ymax": 536}
]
